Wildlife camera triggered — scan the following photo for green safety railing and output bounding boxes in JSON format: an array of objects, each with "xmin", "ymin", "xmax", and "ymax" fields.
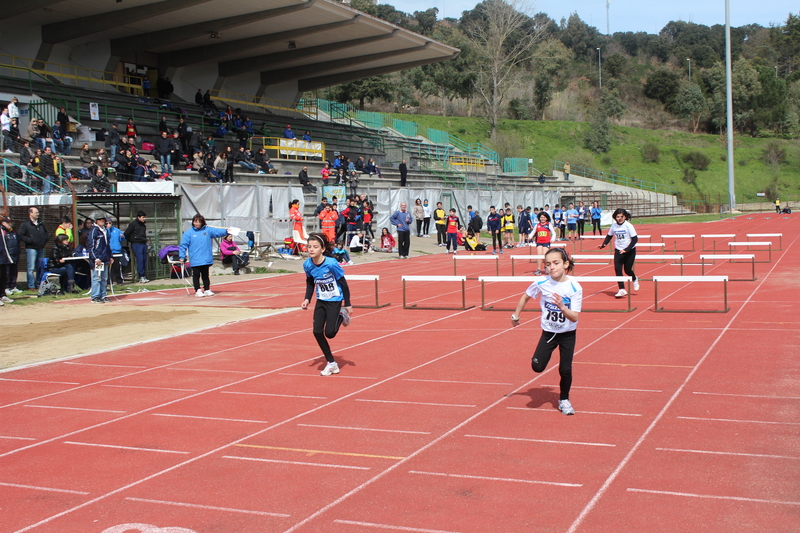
[
  {"xmin": 503, "ymin": 158, "xmax": 529, "ymax": 175},
  {"xmin": 392, "ymin": 118, "xmax": 417, "ymax": 137},
  {"xmin": 427, "ymin": 128, "xmax": 449, "ymax": 145},
  {"xmin": 2, "ymin": 157, "xmax": 74, "ymax": 195},
  {"xmin": 553, "ymin": 161, "xmax": 680, "ymax": 195},
  {"xmin": 356, "ymin": 110, "xmax": 384, "ymax": 130}
]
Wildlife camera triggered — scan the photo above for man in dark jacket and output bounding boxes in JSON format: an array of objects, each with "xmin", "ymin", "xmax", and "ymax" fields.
[
  {"xmin": 88, "ymin": 216, "xmax": 113, "ymax": 303},
  {"xmin": 105, "ymin": 123, "xmax": 121, "ymax": 161},
  {"xmin": 38, "ymin": 147, "xmax": 57, "ymax": 195},
  {"xmin": 298, "ymin": 166, "xmax": 316, "ymax": 193},
  {"xmin": 399, "ymin": 159, "xmax": 408, "ymax": 187},
  {"xmin": 155, "ymin": 131, "xmax": 175, "ymax": 175},
  {"xmin": 17, "ymin": 207, "xmax": 48, "ymax": 290},
  {"xmin": 124, "ymin": 211, "xmax": 149, "ymax": 283}
]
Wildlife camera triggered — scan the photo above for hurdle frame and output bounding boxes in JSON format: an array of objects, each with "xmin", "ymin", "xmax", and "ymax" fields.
[
  {"xmin": 510, "ymin": 255, "xmax": 545, "ymax": 276},
  {"xmin": 453, "ymin": 255, "xmax": 499, "ymax": 278},
  {"xmin": 347, "ymin": 275, "xmax": 390, "ymax": 308},
  {"xmin": 634, "ymin": 254, "xmax": 685, "ymax": 280},
  {"xmin": 728, "ymin": 242, "xmax": 772, "ymax": 263},
  {"xmin": 661, "ymin": 234, "xmax": 696, "ymax": 252},
  {"xmin": 402, "ymin": 275, "xmax": 473, "ymax": 310},
  {"xmin": 747, "ymin": 233, "xmax": 782, "ymax": 251},
  {"xmin": 701, "ymin": 234, "xmax": 735, "ymax": 253},
  {"xmin": 653, "ymin": 275, "xmax": 729, "ymax": 313},
  {"xmin": 700, "ymin": 255, "xmax": 756, "ymax": 282}
]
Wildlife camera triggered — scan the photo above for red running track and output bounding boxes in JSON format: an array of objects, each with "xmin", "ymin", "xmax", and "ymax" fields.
[{"xmin": 0, "ymin": 215, "xmax": 798, "ymax": 533}]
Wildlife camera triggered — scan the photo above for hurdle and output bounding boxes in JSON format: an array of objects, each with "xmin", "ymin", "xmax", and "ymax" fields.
[
  {"xmin": 661, "ymin": 234, "xmax": 696, "ymax": 252},
  {"xmin": 402, "ymin": 275, "xmax": 473, "ymax": 310},
  {"xmin": 728, "ymin": 241, "xmax": 772, "ymax": 263},
  {"xmin": 478, "ymin": 275, "xmax": 635, "ymax": 312},
  {"xmin": 635, "ymin": 243, "xmax": 667, "ymax": 251},
  {"xmin": 747, "ymin": 233, "xmax": 782, "ymax": 251},
  {"xmin": 346, "ymin": 275, "xmax": 390, "ymax": 308},
  {"xmin": 653, "ymin": 275, "xmax": 729, "ymax": 313},
  {"xmin": 701, "ymin": 234, "xmax": 735, "ymax": 252},
  {"xmin": 700, "ymin": 254, "xmax": 756, "ymax": 282},
  {"xmin": 578, "ymin": 235, "xmax": 605, "ymax": 251},
  {"xmin": 635, "ymin": 254, "xmax": 685, "ymax": 280},
  {"xmin": 453, "ymin": 255, "xmax": 499, "ymax": 278},
  {"xmin": 510, "ymin": 255, "xmax": 545, "ymax": 275},
  {"xmin": 570, "ymin": 254, "xmax": 613, "ymax": 273}
]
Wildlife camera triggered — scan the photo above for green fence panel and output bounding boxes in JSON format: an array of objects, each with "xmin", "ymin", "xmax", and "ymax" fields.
[
  {"xmin": 553, "ymin": 161, "xmax": 679, "ymax": 195},
  {"xmin": 356, "ymin": 110, "xmax": 384, "ymax": 130},
  {"xmin": 503, "ymin": 158, "xmax": 528, "ymax": 175},
  {"xmin": 427, "ymin": 128, "xmax": 449, "ymax": 145},
  {"xmin": 392, "ymin": 118, "xmax": 417, "ymax": 138}
]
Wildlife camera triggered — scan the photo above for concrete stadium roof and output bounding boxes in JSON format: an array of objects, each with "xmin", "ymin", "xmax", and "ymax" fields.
[{"xmin": 5, "ymin": 0, "xmax": 459, "ymax": 90}]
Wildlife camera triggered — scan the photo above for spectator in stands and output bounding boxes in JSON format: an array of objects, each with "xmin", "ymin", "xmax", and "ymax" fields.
[
  {"xmin": 91, "ymin": 167, "xmax": 112, "ymax": 191},
  {"xmin": 158, "ymin": 116, "xmax": 169, "ymax": 134},
  {"xmin": 96, "ymin": 148, "xmax": 110, "ymax": 171},
  {"xmin": 366, "ymin": 158, "xmax": 382, "ymax": 177},
  {"xmin": 105, "ymin": 218, "xmax": 126, "ymax": 285},
  {"xmin": 48, "ymin": 234, "xmax": 76, "ymax": 293},
  {"xmin": 399, "ymin": 159, "xmax": 408, "ymax": 187},
  {"xmin": 170, "ymin": 131, "xmax": 183, "ymax": 169},
  {"xmin": 177, "ymin": 118, "xmax": 189, "ymax": 154},
  {"xmin": 195, "ymin": 89, "xmax": 203, "ymax": 106},
  {"xmin": 237, "ymin": 127, "xmax": 249, "ymax": 149},
  {"xmin": 202, "ymin": 134, "xmax": 216, "ymax": 158},
  {"xmin": 7, "ymin": 97, "xmax": 19, "ymax": 121},
  {"xmin": 54, "ymin": 216, "xmax": 73, "ymax": 246},
  {"xmin": 349, "ymin": 171, "xmax": 359, "ymax": 195},
  {"xmin": 320, "ymin": 163, "xmax": 331, "ymax": 185},
  {"xmin": 56, "ymin": 107, "xmax": 68, "ymax": 130},
  {"xmin": 164, "ymin": 78, "xmax": 174, "ymax": 99},
  {"xmin": 283, "ymin": 125, "xmax": 296, "ymax": 139},
  {"xmin": 88, "ymin": 216, "xmax": 113, "ymax": 303},
  {"xmin": 39, "ymin": 146, "xmax": 57, "ymax": 194},
  {"xmin": 203, "ymin": 90, "xmax": 219, "ymax": 113},
  {"xmin": 302, "ymin": 130, "xmax": 312, "ymax": 142},
  {"xmin": 125, "ymin": 118, "xmax": 137, "ymax": 142},
  {"xmin": 188, "ymin": 127, "xmax": 201, "ymax": 154},
  {"xmin": 243, "ymin": 116, "xmax": 254, "ymax": 134},
  {"xmin": 35, "ymin": 119, "xmax": 54, "ymax": 152},
  {"xmin": 223, "ymin": 146, "xmax": 235, "ymax": 183},
  {"xmin": 18, "ymin": 207, "xmax": 48, "ymax": 291},
  {"xmin": 254, "ymin": 148, "xmax": 274, "ymax": 174},
  {"xmin": 79, "ymin": 143, "xmax": 93, "ymax": 170},
  {"xmin": 538, "ymin": 172, "xmax": 546, "ymax": 184},
  {"xmin": 210, "ymin": 152, "xmax": 227, "ymax": 183},
  {"xmin": 142, "ymin": 77, "xmax": 150, "ymax": 96},
  {"xmin": 1, "ymin": 217, "xmax": 20, "ymax": 296},
  {"xmin": 155, "ymin": 131, "xmax": 175, "ymax": 175},
  {"xmin": 18, "ymin": 139, "xmax": 33, "ymax": 171},
  {"xmin": 24, "ymin": 118, "xmax": 39, "ymax": 148},
  {"xmin": 8, "ymin": 117, "xmax": 20, "ymax": 152},
  {"xmin": 192, "ymin": 150, "xmax": 206, "ymax": 175},
  {"xmin": 124, "ymin": 211, "xmax": 149, "ymax": 284},
  {"xmin": 126, "ymin": 137, "xmax": 138, "ymax": 158},
  {"xmin": 1, "ymin": 108, "xmax": 10, "ymax": 153},
  {"xmin": 115, "ymin": 149, "xmax": 132, "ymax": 181},
  {"xmin": 298, "ymin": 166, "xmax": 316, "ymax": 193},
  {"xmin": 354, "ymin": 156, "xmax": 365, "ymax": 173},
  {"xmin": 157, "ymin": 75, "xmax": 167, "ymax": 99},
  {"xmin": 143, "ymin": 160, "xmax": 160, "ymax": 181},
  {"xmin": 220, "ymin": 233, "xmax": 247, "ymax": 275},
  {"xmin": 105, "ymin": 123, "xmax": 121, "ymax": 162}
]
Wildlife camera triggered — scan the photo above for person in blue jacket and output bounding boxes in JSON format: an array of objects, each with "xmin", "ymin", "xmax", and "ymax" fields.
[
  {"xmin": 105, "ymin": 217, "xmax": 126, "ymax": 285},
  {"xmin": 87, "ymin": 216, "xmax": 113, "ymax": 303},
  {"xmin": 590, "ymin": 201, "xmax": 603, "ymax": 235},
  {"xmin": 179, "ymin": 213, "xmax": 230, "ymax": 298}
]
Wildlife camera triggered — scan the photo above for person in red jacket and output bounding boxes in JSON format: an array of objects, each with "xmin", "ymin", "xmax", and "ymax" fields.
[
  {"xmin": 375, "ymin": 227, "xmax": 396, "ymax": 253},
  {"xmin": 290, "ymin": 199, "xmax": 308, "ymax": 252},
  {"xmin": 445, "ymin": 208, "xmax": 460, "ymax": 255}
]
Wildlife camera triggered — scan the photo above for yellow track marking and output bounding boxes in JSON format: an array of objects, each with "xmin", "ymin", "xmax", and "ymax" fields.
[{"xmin": 234, "ymin": 444, "xmax": 405, "ymax": 460}]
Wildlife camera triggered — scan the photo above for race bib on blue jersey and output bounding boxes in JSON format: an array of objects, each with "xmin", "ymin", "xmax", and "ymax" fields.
[{"xmin": 315, "ymin": 275, "xmax": 341, "ymax": 300}]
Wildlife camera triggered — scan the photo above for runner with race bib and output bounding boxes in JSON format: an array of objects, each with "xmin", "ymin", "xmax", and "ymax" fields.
[
  {"xmin": 598, "ymin": 208, "xmax": 639, "ymax": 298},
  {"xmin": 511, "ymin": 248, "xmax": 583, "ymax": 415}
]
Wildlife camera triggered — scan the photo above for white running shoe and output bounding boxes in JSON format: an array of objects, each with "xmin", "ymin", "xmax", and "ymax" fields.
[
  {"xmin": 320, "ymin": 362, "xmax": 340, "ymax": 376},
  {"xmin": 453, "ymin": 250, "xmax": 457, "ymax": 255},
  {"xmin": 339, "ymin": 306, "xmax": 351, "ymax": 327},
  {"xmin": 11, "ymin": 288, "xmax": 22, "ymax": 294},
  {"xmin": 615, "ymin": 289, "xmax": 627, "ymax": 298},
  {"xmin": 633, "ymin": 280, "xmax": 640, "ymax": 291},
  {"xmin": 1, "ymin": 296, "xmax": 11, "ymax": 303},
  {"xmin": 196, "ymin": 289, "xmax": 205, "ymax": 298},
  {"xmin": 204, "ymin": 289, "xmax": 215, "ymax": 296},
  {"xmin": 4, "ymin": 289, "xmax": 11, "ymax": 296},
  {"xmin": 558, "ymin": 399, "xmax": 575, "ymax": 415}
]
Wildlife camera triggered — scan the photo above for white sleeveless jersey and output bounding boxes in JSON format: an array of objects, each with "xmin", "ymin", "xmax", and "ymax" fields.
[
  {"xmin": 525, "ymin": 276, "xmax": 583, "ymax": 333},
  {"xmin": 608, "ymin": 221, "xmax": 637, "ymax": 251}
]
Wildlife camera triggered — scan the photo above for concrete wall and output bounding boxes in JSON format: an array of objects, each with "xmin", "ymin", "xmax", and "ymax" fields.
[{"xmin": 554, "ymin": 170, "xmax": 679, "ymax": 207}]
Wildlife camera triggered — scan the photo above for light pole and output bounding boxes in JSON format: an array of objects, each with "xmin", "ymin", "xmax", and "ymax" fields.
[
  {"xmin": 597, "ymin": 48, "xmax": 602, "ymax": 89},
  {"xmin": 724, "ymin": 0, "xmax": 735, "ymax": 211},
  {"xmin": 775, "ymin": 66, "xmax": 778, "ymax": 78},
  {"xmin": 687, "ymin": 58, "xmax": 691, "ymax": 79}
]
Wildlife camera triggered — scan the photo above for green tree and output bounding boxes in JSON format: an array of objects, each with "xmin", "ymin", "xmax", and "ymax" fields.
[
  {"xmin": 599, "ymin": 88, "xmax": 625, "ymax": 120},
  {"xmin": 644, "ymin": 69, "xmax": 681, "ymax": 104},
  {"xmin": 533, "ymin": 76, "xmax": 552, "ymax": 119},
  {"xmin": 414, "ymin": 8, "xmax": 438, "ymax": 35},
  {"xmin": 703, "ymin": 59, "xmax": 762, "ymax": 135},
  {"xmin": 412, "ymin": 27, "xmax": 475, "ymax": 116},
  {"xmin": 671, "ymin": 82, "xmax": 707, "ymax": 133},
  {"xmin": 559, "ymin": 13, "xmax": 602, "ymax": 59},
  {"xmin": 584, "ymin": 109, "xmax": 611, "ymax": 153},
  {"xmin": 330, "ymin": 76, "xmax": 393, "ymax": 110},
  {"xmin": 604, "ymin": 53, "xmax": 627, "ymax": 78}
]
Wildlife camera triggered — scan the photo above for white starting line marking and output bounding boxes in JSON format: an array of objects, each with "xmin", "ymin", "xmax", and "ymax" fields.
[
  {"xmin": 297, "ymin": 424, "xmax": 431, "ymax": 435},
  {"xmin": 409, "ymin": 470, "xmax": 582, "ymax": 488},
  {"xmin": 63, "ymin": 362, "xmax": 148, "ymax": 369},
  {"xmin": 0, "ymin": 378, "xmax": 81, "ymax": 385},
  {"xmin": 465, "ymin": 434, "xmax": 615, "ymax": 447},
  {"xmin": 626, "ymin": 488, "xmax": 800, "ymax": 506},
  {"xmin": 552, "ymin": 385, "xmax": 663, "ymax": 393},
  {"xmin": 166, "ymin": 368, "xmax": 257, "ymax": 374},
  {"xmin": 693, "ymin": 391, "xmax": 800, "ymax": 400},
  {"xmin": 24, "ymin": 405, "xmax": 126, "ymax": 414},
  {"xmin": 220, "ymin": 391, "xmax": 327, "ymax": 400},
  {"xmin": 279, "ymin": 372, "xmax": 379, "ymax": 380},
  {"xmin": 223, "ymin": 455, "xmax": 371, "ymax": 470},
  {"xmin": 0, "ymin": 435, "xmax": 36, "ymax": 441},
  {"xmin": 678, "ymin": 416, "xmax": 800, "ymax": 426},
  {"xmin": 151, "ymin": 413, "xmax": 269, "ymax": 424},
  {"xmin": 656, "ymin": 447, "xmax": 800, "ymax": 461},
  {"xmin": 333, "ymin": 520, "xmax": 464, "ymax": 533},
  {"xmin": 0, "ymin": 481, "xmax": 89, "ymax": 495},
  {"xmin": 403, "ymin": 378, "xmax": 513, "ymax": 386},
  {"xmin": 507, "ymin": 407, "xmax": 641, "ymax": 417},
  {"xmin": 101, "ymin": 384, "xmax": 197, "ymax": 392},
  {"xmin": 124, "ymin": 497, "xmax": 290, "ymax": 517},
  {"xmin": 355, "ymin": 399, "xmax": 476, "ymax": 408},
  {"xmin": 64, "ymin": 441, "xmax": 190, "ymax": 455}
]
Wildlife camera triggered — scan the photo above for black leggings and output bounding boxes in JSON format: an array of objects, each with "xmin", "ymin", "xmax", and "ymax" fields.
[
  {"xmin": 614, "ymin": 248, "xmax": 637, "ymax": 289},
  {"xmin": 436, "ymin": 224, "xmax": 446, "ymax": 244},
  {"xmin": 313, "ymin": 299, "xmax": 343, "ymax": 363},
  {"xmin": 491, "ymin": 230, "xmax": 501, "ymax": 250},
  {"xmin": 416, "ymin": 219, "xmax": 423, "ymax": 236},
  {"xmin": 423, "ymin": 217, "xmax": 431, "ymax": 234},
  {"xmin": 531, "ymin": 329, "xmax": 576, "ymax": 401},
  {"xmin": 592, "ymin": 219, "xmax": 601, "ymax": 234},
  {"xmin": 577, "ymin": 219, "xmax": 585, "ymax": 237},
  {"xmin": 192, "ymin": 264, "xmax": 211, "ymax": 291}
]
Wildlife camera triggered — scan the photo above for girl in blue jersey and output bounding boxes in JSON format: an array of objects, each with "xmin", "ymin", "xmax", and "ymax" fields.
[
  {"xmin": 511, "ymin": 248, "xmax": 583, "ymax": 415},
  {"xmin": 302, "ymin": 232, "xmax": 353, "ymax": 376}
]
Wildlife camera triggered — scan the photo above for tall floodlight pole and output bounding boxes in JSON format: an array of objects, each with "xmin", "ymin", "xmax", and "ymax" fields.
[
  {"xmin": 725, "ymin": 0, "xmax": 735, "ymax": 211},
  {"xmin": 597, "ymin": 48, "xmax": 602, "ymax": 89},
  {"xmin": 606, "ymin": 1, "xmax": 610, "ymax": 35},
  {"xmin": 687, "ymin": 58, "xmax": 691, "ymax": 78}
]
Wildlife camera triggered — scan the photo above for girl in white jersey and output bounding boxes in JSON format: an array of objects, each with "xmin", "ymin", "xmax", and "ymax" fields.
[
  {"xmin": 598, "ymin": 208, "xmax": 639, "ymax": 298},
  {"xmin": 511, "ymin": 248, "xmax": 582, "ymax": 415}
]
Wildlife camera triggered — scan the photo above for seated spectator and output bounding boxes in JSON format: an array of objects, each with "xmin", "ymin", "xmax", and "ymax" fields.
[
  {"xmin": 254, "ymin": 148, "xmax": 275, "ymax": 174},
  {"xmin": 48, "ymin": 234, "xmax": 76, "ymax": 293},
  {"xmin": 52, "ymin": 120, "xmax": 72, "ymax": 155},
  {"xmin": 302, "ymin": 130, "xmax": 312, "ymax": 142},
  {"xmin": 219, "ymin": 234, "xmax": 248, "ymax": 275},
  {"xmin": 298, "ymin": 166, "xmax": 316, "ymax": 193},
  {"xmin": 210, "ymin": 152, "xmax": 227, "ymax": 183},
  {"xmin": 349, "ymin": 230, "xmax": 370, "ymax": 254},
  {"xmin": 90, "ymin": 167, "xmax": 112, "ymax": 192},
  {"xmin": 193, "ymin": 150, "xmax": 206, "ymax": 173},
  {"xmin": 234, "ymin": 146, "xmax": 257, "ymax": 172},
  {"xmin": 538, "ymin": 172, "xmax": 546, "ymax": 184},
  {"xmin": 283, "ymin": 125, "xmax": 296, "ymax": 139},
  {"xmin": 355, "ymin": 156, "xmax": 366, "ymax": 173},
  {"xmin": 96, "ymin": 148, "xmax": 110, "ymax": 171},
  {"xmin": 195, "ymin": 89, "xmax": 204, "ymax": 106},
  {"xmin": 243, "ymin": 116, "xmax": 254, "ymax": 134},
  {"xmin": 203, "ymin": 90, "xmax": 219, "ymax": 113},
  {"xmin": 375, "ymin": 227, "xmax": 396, "ymax": 253},
  {"xmin": 366, "ymin": 158, "xmax": 382, "ymax": 177},
  {"xmin": 332, "ymin": 240, "xmax": 352, "ymax": 265}
]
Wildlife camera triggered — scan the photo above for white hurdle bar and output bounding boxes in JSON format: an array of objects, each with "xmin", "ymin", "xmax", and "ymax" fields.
[
  {"xmin": 346, "ymin": 275, "xmax": 390, "ymax": 308},
  {"xmin": 634, "ymin": 254, "xmax": 685, "ymax": 279},
  {"xmin": 635, "ymin": 243, "xmax": 666, "ymax": 250},
  {"xmin": 453, "ymin": 255, "xmax": 499, "ymax": 277},
  {"xmin": 747, "ymin": 233, "xmax": 782, "ymax": 251},
  {"xmin": 661, "ymin": 234, "xmax": 696, "ymax": 252},
  {"xmin": 510, "ymin": 255, "xmax": 545, "ymax": 275},
  {"xmin": 701, "ymin": 234, "xmax": 735, "ymax": 252},
  {"xmin": 699, "ymin": 254, "xmax": 756, "ymax": 282},
  {"xmin": 478, "ymin": 275, "xmax": 635, "ymax": 312},
  {"xmin": 578, "ymin": 235, "xmax": 605, "ymax": 251},
  {"xmin": 653, "ymin": 275, "xmax": 729, "ymax": 313},
  {"xmin": 402, "ymin": 275, "xmax": 472, "ymax": 310},
  {"xmin": 728, "ymin": 241, "xmax": 772, "ymax": 263}
]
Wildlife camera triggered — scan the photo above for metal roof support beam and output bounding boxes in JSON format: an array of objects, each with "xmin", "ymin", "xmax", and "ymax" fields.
[
  {"xmin": 219, "ymin": 30, "xmax": 398, "ymax": 78},
  {"xmin": 1, "ymin": 0, "xmax": 68, "ymax": 22}
]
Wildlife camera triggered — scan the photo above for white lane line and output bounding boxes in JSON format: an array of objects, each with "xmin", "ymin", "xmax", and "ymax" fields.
[
  {"xmin": 0, "ymin": 482, "xmax": 88, "ymax": 495},
  {"xmin": 507, "ymin": 407, "xmax": 642, "ymax": 417},
  {"xmin": 465, "ymin": 434, "xmax": 615, "ymax": 447},
  {"xmin": 356, "ymin": 399, "xmax": 476, "ymax": 408},
  {"xmin": 166, "ymin": 368, "xmax": 257, "ymax": 374},
  {"xmin": 403, "ymin": 379, "xmax": 513, "ymax": 386},
  {"xmin": 549, "ymin": 385, "xmax": 662, "ymax": 393},
  {"xmin": 151, "ymin": 413, "xmax": 269, "ymax": 424},
  {"xmin": 409, "ymin": 470, "xmax": 581, "ymax": 488},
  {"xmin": 693, "ymin": 391, "xmax": 800, "ymax": 400},
  {"xmin": 101, "ymin": 384, "xmax": 197, "ymax": 392},
  {"xmin": 677, "ymin": 416, "xmax": 800, "ymax": 426},
  {"xmin": 626, "ymin": 488, "xmax": 800, "ymax": 506},
  {"xmin": 0, "ymin": 378, "xmax": 81, "ymax": 385},
  {"xmin": 656, "ymin": 447, "xmax": 800, "ymax": 460},
  {"xmin": 297, "ymin": 424, "xmax": 431, "ymax": 435},
  {"xmin": 24, "ymin": 405, "xmax": 125, "ymax": 414},
  {"xmin": 223, "ymin": 455, "xmax": 371, "ymax": 470},
  {"xmin": 221, "ymin": 391, "xmax": 327, "ymax": 399},
  {"xmin": 124, "ymin": 497, "xmax": 290, "ymax": 517},
  {"xmin": 333, "ymin": 520, "xmax": 463, "ymax": 533},
  {"xmin": 0, "ymin": 436, "xmax": 36, "ymax": 441},
  {"xmin": 63, "ymin": 362, "xmax": 147, "ymax": 369},
  {"xmin": 64, "ymin": 441, "xmax": 190, "ymax": 455},
  {"xmin": 279, "ymin": 372, "xmax": 379, "ymax": 380}
]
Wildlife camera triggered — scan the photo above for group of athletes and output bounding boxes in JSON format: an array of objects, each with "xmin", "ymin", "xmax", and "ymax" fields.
[{"xmin": 300, "ymin": 204, "xmax": 641, "ymax": 417}]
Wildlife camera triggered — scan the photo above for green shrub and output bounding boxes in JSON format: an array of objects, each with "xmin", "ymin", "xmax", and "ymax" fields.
[
  {"xmin": 683, "ymin": 168, "xmax": 697, "ymax": 184},
  {"xmin": 762, "ymin": 141, "xmax": 786, "ymax": 167},
  {"xmin": 682, "ymin": 150, "xmax": 711, "ymax": 170},
  {"xmin": 642, "ymin": 143, "xmax": 660, "ymax": 163}
]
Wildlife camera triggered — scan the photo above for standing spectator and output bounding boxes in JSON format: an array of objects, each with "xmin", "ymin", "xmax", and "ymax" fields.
[
  {"xmin": 179, "ymin": 214, "xmax": 229, "ymax": 297},
  {"xmin": 158, "ymin": 116, "xmax": 169, "ymax": 134},
  {"xmin": 105, "ymin": 123, "xmax": 121, "ymax": 162},
  {"xmin": 422, "ymin": 199, "xmax": 431, "ymax": 237},
  {"xmin": 0, "ymin": 108, "xmax": 10, "ymax": 153},
  {"xmin": 79, "ymin": 143, "xmax": 93, "ymax": 173},
  {"xmin": 399, "ymin": 159, "xmax": 408, "ymax": 187},
  {"xmin": 142, "ymin": 76, "xmax": 151, "ymax": 96},
  {"xmin": 105, "ymin": 218, "xmax": 126, "ymax": 285},
  {"xmin": 164, "ymin": 78, "xmax": 174, "ymax": 99},
  {"xmin": 177, "ymin": 117, "xmax": 189, "ymax": 154},
  {"xmin": 413, "ymin": 198, "xmax": 424, "ymax": 237},
  {"xmin": 24, "ymin": 118, "xmax": 39, "ymax": 148},
  {"xmin": 1, "ymin": 217, "xmax": 21, "ymax": 296},
  {"xmin": 124, "ymin": 211, "xmax": 149, "ymax": 283},
  {"xmin": 7, "ymin": 97, "xmax": 19, "ymax": 121},
  {"xmin": 390, "ymin": 202, "xmax": 412, "ymax": 259},
  {"xmin": 17, "ymin": 207, "xmax": 48, "ymax": 291},
  {"xmin": 283, "ymin": 125, "xmax": 296, "ymax": 139},
  {"xmin": 154, "ymin": 131, "xmax": 175, "ymax": 175},
  {"xmin": 54, "ymin": 216, "xmax": 74, "ymax": 245},
  {"xmin": 56, "ymin": 107, "xmax": 69, "ymax": 132},
  {"xmin": 187, "ymin": 127, "xmax": 201, "ymax": 154},
  {"xmin": 39, "ymin": 146, "xmax": 57, "ymax": 195},
  {"xmin": 125, "ymin": 118, "xmax": 137, "ymax": 143},
  {"xmin": 302, "ymin": 130, "xmax": 312, "ymax": 142},
  {"xmin": 563, "ymin": 161, "xmax": 570, "ymax": 181},
  {"xmin": 87, "ymin": 216, "xmax": 113, "ymax": 303}
]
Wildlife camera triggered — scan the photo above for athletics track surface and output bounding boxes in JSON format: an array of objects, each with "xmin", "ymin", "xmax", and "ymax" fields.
[{"xmin": 0, "ymin": 214, "xmax": 798, "ymax": 533}]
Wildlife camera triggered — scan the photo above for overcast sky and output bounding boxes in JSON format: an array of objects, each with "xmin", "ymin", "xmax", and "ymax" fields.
[{"xmin": 392, "ymin": 0, "xmax": 795, "ymax": 34}]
